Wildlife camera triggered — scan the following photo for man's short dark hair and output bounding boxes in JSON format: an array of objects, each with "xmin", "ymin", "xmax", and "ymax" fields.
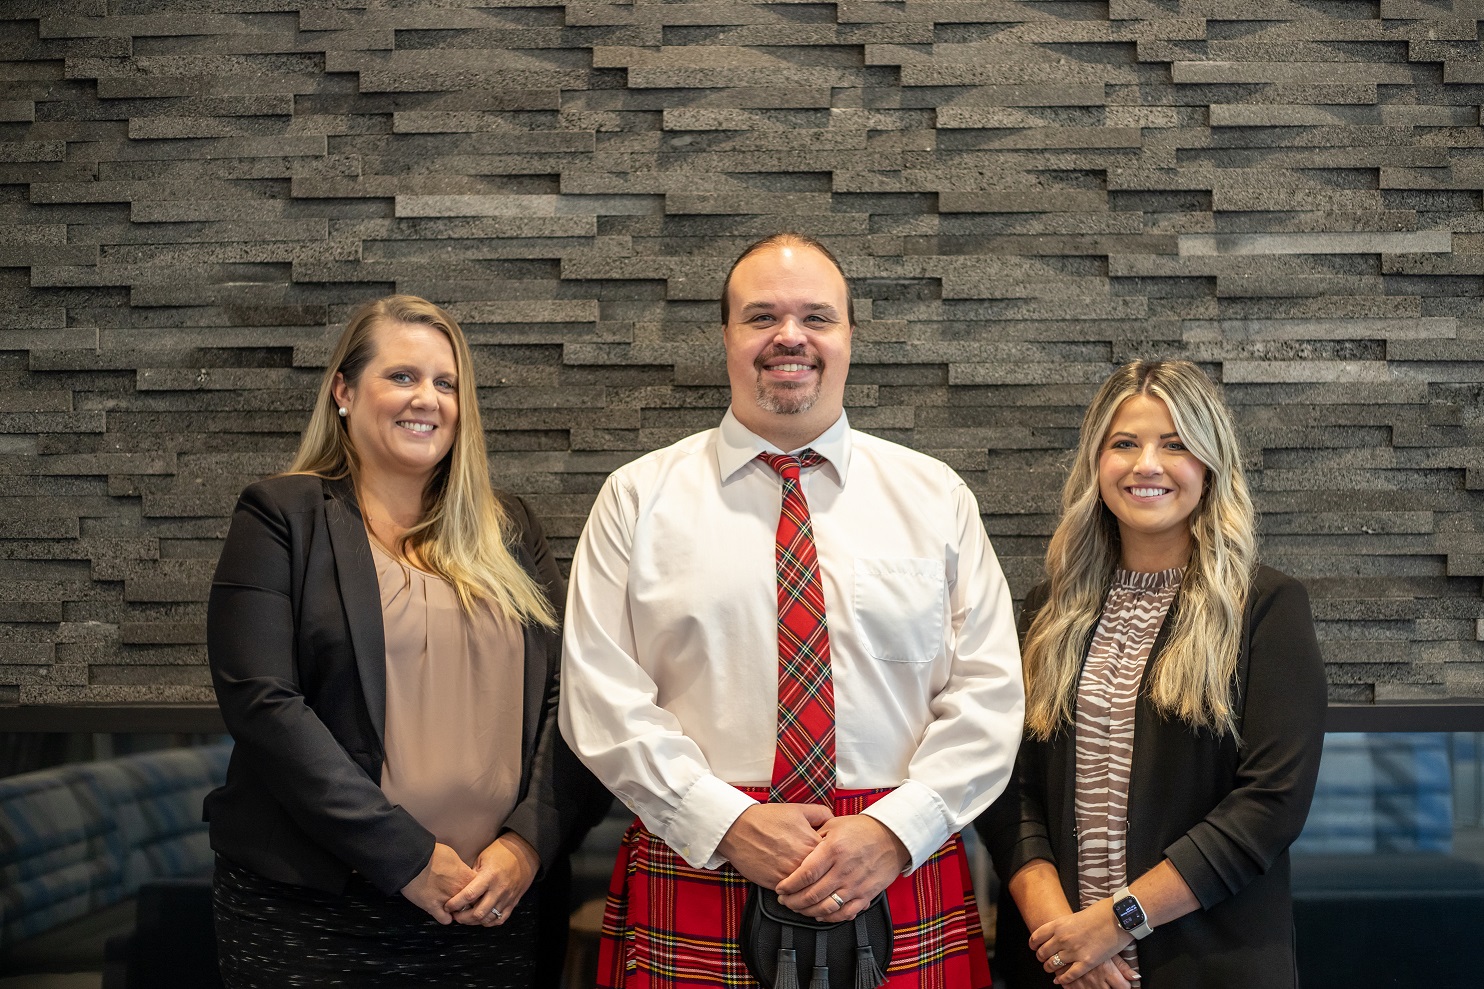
[{"xmin": 719, "ymin": 232, "xmax": 856, "ymax": 328}]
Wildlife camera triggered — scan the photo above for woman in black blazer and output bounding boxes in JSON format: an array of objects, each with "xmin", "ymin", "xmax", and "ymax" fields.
[
  {"xmin": 977, "ymin": 360, "xmax": 1326, "ymax": 989},
  {"xmin": 206, "ymin": 295, "xmax": 605, "ymax": 987}
]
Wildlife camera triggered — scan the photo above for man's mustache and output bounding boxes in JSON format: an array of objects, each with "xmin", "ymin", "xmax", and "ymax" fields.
[{"xmin": 753, "ymin": 345, "xmax": 822, "ymax": 372}]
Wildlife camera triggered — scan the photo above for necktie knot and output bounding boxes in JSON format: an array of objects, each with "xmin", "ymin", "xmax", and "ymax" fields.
[{"xmin": 759, "ymin": 450, "xmax": 825, "ymax": 483}]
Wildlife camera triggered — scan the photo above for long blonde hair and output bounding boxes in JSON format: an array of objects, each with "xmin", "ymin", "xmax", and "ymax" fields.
[
  {"xmin": 290, "ymin": 295, "xmax": 555, "ymax": 628},
  {"xmin": 1022, "ymin": 359, "xmax": 1256, "ymax": 739}
]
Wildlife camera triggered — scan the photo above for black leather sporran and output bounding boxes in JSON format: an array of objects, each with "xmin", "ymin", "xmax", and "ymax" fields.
[{"xmin": 740, "ymin": 885, "xmax": 892, "ymax": 989}]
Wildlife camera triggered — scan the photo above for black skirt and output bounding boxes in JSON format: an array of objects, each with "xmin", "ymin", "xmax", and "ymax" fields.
[{"xmin": 213, "ymin": 856, "xmax": 539, "ymax": 988}]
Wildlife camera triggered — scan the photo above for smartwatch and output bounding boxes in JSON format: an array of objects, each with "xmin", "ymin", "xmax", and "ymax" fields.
[{"xmin": 1112, "ymin": 886, "xmax": 1153, "ymax": 940}]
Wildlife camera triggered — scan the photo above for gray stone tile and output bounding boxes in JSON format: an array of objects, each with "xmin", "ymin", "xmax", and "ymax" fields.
[
  {"xmin": 1178, "ymin": 230, "xmax": 1452, "ymax": 255},
  {"xmin": 3, "ymin": 0, "xmax": 1484, "ymax": 704}
]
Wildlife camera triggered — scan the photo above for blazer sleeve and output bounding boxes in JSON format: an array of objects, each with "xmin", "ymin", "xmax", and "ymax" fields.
[
  {"xmin": 498, "ymin": 494, "xmax": 614, "ymax": 871},
  {"xmin": 207, "ymin": 481, "xmax": 435, "ymax": 895},
  {"xmin": 976, "ymin": 582, "xmax": 1058, "ymax": 882},
  {"xmin": 1162, "ymin": 572, "xmax": 1328, "ymax": 910}
]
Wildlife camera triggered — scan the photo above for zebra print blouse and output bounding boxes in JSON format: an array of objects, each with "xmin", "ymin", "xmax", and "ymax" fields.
[{"xmin": 1074, "ymin": 566, "xmax": 1182, "ymax": 986}]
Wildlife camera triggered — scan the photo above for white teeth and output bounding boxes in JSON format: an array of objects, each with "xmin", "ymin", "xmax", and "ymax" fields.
[
  {"xmin": 771, "ymin": 363, "xmax": 812, "ymax": 372},
  {"xmin": 1130, "ymin": 487, "xmax": 1169, "ymax": 498},
  {"xmin": 399, "ymin": 421, "xmax": 434, "ymax": 432}
]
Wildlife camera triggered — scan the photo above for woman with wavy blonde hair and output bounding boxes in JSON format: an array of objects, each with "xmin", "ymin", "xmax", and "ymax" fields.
[
  {"xmin": 978, "ymin": 360, "xmax": 1326, "ymax": 989},
  {"xmin": 205, "ymin": 295, "xmax": 605, "ymax": 987}
]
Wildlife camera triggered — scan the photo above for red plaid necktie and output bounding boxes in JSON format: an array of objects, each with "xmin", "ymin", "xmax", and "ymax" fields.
[{"xmin": 758, "ymin": 450, "xmax": 835, "ymax": 806}]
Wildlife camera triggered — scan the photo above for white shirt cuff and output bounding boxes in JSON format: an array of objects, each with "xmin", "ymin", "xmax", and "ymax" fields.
[
  {"xmin": 860, "ymin": 779, "xmax": 955, "ymax": 873},
  {"xmin": 658, "ymin": 774, "xmax": 760, "ymax": 870}
]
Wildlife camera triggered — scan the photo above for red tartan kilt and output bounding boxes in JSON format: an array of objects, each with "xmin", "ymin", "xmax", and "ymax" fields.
[{"xmin": 596, "ymin": 788, "xmax": 991, "ymax": 989}]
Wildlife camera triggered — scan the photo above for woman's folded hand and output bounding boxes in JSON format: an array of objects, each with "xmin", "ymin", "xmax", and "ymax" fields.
[
  {"xmin": 1030, "ymin": 899, "xmax": 1133, "ymax": 985},
  {"xmin": 400, "ymin": 842, "xmax": 476, "ymax": 924},
  {"xmin": 447, "ymin": 832, "xmax": 541, "ymax": 926}
]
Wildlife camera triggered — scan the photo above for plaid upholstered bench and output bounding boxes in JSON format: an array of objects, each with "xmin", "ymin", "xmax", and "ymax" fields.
[{"xmin": 0, "ymin": 742, "xmax": 230, "ymax": 980}]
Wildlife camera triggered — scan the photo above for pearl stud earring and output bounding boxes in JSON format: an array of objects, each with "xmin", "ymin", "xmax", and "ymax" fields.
[{"xmin": 338, "ymin": 407, "xmax": 347, "ymax": 417}]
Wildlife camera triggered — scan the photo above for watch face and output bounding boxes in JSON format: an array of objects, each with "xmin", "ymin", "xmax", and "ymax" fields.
[{"xmin": 1114, "ymin": 896, "xmax": 1146, "ymax": 931}]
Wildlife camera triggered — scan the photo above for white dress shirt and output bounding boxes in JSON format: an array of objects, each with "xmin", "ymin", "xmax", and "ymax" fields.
[{"xmin": 559, "ymin": 409, "xmax": 1024, "ymax": 872}]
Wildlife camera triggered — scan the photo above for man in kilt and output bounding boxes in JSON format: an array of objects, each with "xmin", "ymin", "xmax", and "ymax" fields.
[{"xmin": 560, "ymin": 233, "xmax": 1024, "ymax": 989}]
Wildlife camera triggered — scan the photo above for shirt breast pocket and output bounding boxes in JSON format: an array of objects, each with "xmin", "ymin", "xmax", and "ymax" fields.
[{"xmin": 852, "ymin": 557, "xmax": 945, "ymax": 664}]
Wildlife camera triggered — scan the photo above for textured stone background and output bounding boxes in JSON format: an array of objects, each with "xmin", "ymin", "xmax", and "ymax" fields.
[{"xmin": 1, "ymin": 0, "xmax": 1482, "ymax": 710}]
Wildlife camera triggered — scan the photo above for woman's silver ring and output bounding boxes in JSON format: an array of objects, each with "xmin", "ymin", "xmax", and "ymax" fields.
[
  {"xmin": 829, "ymin": 892, "xmax": 846, "ymax": 910},
  {"xmin": 1050, "ymin": 952, "xmax": 1064, "ymax": 968},
  {"xmin": 491, "ymin": 906, "xmax": 503, "ymax": 921}
]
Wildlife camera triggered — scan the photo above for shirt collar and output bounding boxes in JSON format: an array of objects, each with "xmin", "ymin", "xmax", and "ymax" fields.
[{"xmin": 716, "ymin": 408, "xmax": 851, "ymax": 486}]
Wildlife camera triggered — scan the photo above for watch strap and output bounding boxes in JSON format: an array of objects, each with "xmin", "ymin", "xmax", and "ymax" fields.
[{"xmin": 1112, "ymin": 885, "xmax": 1153, "ymax": 940}]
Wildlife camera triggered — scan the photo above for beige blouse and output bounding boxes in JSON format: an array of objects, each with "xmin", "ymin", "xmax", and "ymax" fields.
[{"xmin": 372, "ymin": 538, "xmax": 525, "ymax": 865}]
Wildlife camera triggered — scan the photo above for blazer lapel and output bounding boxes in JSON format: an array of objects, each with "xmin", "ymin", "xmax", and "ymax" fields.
[
  {"xmin": 513, "ymin": 539, "xmax": 545, "ymax": 766},
  {"xmin": 1060, "ymin": 617, "xmax": 1101, "ymax": 844},
  {"xmin": 324, "ymin": 477, "xmax": 389, "ymax": 747},
  {"xmin": 1126, "ymin": 595, "xmax": 1179, "ymax": 869}
]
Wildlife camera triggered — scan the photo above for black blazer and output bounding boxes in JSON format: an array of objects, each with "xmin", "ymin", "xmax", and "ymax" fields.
[
  {"xmin": 204, "ymin": 473, "xmax": 602, "ymax": 896},
  {"xmin": 977, "ymin": 565, "xmax": 1327, "ymax": 989}
]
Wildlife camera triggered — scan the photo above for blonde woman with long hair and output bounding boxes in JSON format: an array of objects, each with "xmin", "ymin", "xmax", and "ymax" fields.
[
  {"xmin": 977, "ymin": 360, "xmax": 1326, "ymax": 989},
  {"xmin": 205, "ymin": 295, "xmax": 606, "ymax": 987}
]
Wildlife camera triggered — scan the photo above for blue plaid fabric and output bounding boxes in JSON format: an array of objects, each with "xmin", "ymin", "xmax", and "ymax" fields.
[{"xmin": 0, "ymin": 741, "xmax": 231, "ymax": 947}]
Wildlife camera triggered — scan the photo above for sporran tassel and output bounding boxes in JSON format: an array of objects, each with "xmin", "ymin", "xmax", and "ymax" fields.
[
  {"xmin": 853, "ymin": 915, "xmax": 888, "ymax": 989},
  {"xmin": 854, "ymin": 945, "xmax": 887, "ymax": 989},
  {"xmin": 775, "ymin": 949, "xmax": 800, "ymax": 989}
]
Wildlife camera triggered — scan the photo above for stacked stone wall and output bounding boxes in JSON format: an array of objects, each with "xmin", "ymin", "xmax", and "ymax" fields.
[{"xmin": 2, "ymin": 0, "xmax": 1482, "ymax": 706}]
